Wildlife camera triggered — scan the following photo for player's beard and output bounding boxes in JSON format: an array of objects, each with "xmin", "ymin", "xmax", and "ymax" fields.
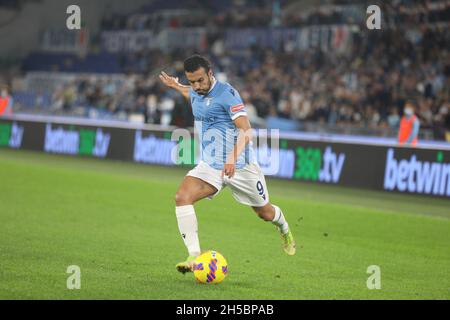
[{"xmin": 195, "ymin": 77, "xmax": 212, "ymax": 96}]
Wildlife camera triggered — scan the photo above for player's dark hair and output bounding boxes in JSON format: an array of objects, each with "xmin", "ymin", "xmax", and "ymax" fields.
[{"xmin": 184, "ymin": 55, "xmax": 211, "ymax": 73}]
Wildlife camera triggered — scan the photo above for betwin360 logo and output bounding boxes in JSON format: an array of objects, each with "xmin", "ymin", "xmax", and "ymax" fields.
[
  {"xmin": 44, "ymin": 123, "xmax": 110, "ymax": 157},
  {"xmin": 384, "ymin": 148, "xmax": 450, "ymax": 196},
  {"xmin": 294, "ymin": 146, "xmax": 346, "ymax": 183}
]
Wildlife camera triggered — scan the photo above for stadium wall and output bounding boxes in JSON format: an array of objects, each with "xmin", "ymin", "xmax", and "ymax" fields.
[{"xmin": 1, "ymin": 115, "xmax": 450, "ymax": 198}]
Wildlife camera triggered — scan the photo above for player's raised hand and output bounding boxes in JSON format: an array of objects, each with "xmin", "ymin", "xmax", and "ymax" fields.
[
  {"xmin": 159, "ymin": 71, "xmax": 190, "ymax": 100},
  {"xmin": 159, "ymin": 71, "xmax": 180, "ymax": 89}
]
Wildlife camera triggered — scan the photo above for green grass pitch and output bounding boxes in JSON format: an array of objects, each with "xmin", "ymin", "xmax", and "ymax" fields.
[{"xmin": 0, "ymin": 148, "xmax": 449, "ymax": 299}]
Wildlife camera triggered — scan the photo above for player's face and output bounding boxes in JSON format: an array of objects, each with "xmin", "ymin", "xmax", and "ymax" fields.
[{"xmin": 185, "ymin": 68, "xmax": 213, "ymax": 95}]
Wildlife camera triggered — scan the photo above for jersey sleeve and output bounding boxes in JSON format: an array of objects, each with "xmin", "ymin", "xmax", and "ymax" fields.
[{"xmin": 221, "ymin": 87, "xmax": 247, "ymax": 121}]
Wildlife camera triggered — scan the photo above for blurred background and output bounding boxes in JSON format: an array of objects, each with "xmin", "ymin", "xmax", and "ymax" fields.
[
  {"xmin": 0, "ymin": 0, "xmax": 449, "ymax": 141},
  {"xmin": 0, "ymin": 1, "xmax": 450, "ymax": 300}
]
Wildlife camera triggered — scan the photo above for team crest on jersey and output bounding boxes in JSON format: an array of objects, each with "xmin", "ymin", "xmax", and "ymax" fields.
[
  {"xmin": 231, "ymin": 103, "xmax": 244, "ymax": 113},
  {"xmin": 205, "ymin": 97, "xmax": 212, "ymax": 106}
]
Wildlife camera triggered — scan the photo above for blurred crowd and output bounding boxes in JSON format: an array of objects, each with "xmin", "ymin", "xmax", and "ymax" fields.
[
  {"xmin": 235, "ymin": 26, "xmax": 450, "ymax": 136},
  {"xmin": 48, "ymin": 73, "xmax": 193, "ymax": 127},
  {"xmin": 4, "ymin": 0, "xmax": 450, "ymax": 140},
  {"xmin": 47, "ymin": 21, "xmax": 450, "ymax": 138},
  {"xmin": 100, "ymin": 0, "xmax": 450, "ymax": 30}
]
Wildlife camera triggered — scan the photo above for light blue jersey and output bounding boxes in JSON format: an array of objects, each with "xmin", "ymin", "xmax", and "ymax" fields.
[{"xmin": 190, "ymin": 80, "xmax": 255, "ymax": 170}]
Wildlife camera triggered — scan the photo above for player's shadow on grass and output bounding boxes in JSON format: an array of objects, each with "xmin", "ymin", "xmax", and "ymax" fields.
[{"xmin": 174, "ymin": 276, "xmax": 258, "ymax": 290}]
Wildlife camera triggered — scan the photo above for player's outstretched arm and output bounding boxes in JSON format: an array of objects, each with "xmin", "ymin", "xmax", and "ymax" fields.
[{"xmin": 158, "ymin": 71, "xmax": 190, "ymax": 100}]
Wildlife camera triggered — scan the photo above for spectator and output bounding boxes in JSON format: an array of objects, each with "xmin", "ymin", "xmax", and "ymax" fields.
[
  {"xmin": 387, "ymin": 107, "xmax": 400, "ymax": 129},
  {"xmin": 0, "ymin": 86, "xmax": 13, "ymax": 116},
  {"xmin": 398, "ymin": 101, "xmax": 420, "ymax": 146}
]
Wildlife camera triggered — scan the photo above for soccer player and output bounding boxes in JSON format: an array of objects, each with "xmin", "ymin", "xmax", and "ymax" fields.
[{"xmin": 159, "ymin": 55, "xmax": 296, "ymax": 274}]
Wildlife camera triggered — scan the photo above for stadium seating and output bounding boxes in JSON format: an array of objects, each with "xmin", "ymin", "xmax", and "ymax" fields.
[{"xmin": 4, "ymin": 0, "xmax": 450, "ymax": 141}]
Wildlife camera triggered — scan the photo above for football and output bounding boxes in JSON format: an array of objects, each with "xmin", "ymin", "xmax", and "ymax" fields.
[{"xmin": 193, "ymin": 251, "xmax": 228, "ymax": 284}]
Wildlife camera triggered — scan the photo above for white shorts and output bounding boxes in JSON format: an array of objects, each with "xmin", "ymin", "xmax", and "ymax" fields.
[{"xmin": 186, "ymin": 161, "xmax": 270, "ymax": 207}]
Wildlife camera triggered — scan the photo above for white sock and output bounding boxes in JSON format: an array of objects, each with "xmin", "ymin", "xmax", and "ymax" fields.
[
  {"xmin": 175, "ymin": 205, "xmax": 201, "ymax": 257},
  {"xmin": 271, "ymin": 205, "xmax": 289, "ymax": 235}
]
